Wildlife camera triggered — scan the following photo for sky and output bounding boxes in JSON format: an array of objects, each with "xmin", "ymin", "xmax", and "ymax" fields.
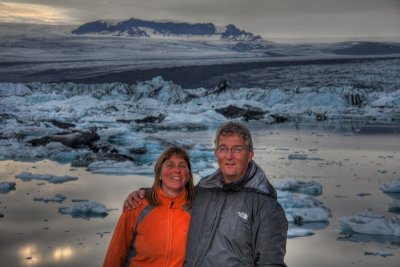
[{"xmin": 0, "ymin": 0, "xmax": 399, "ymax": 41}]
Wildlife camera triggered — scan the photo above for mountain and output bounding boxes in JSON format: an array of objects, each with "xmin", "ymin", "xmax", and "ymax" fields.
[{"xmin": 72, "ymin": 18, "xmax": 263, "ymax": 42}]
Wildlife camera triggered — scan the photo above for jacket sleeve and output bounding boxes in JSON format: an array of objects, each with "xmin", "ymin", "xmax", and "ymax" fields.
[
  {"xmin": 103, "ymin": 209, "xmax": 137, "ymax": 267},
  {"xmin": 254, "ymin": 199, "xmax": 288, "ymax": 267}
]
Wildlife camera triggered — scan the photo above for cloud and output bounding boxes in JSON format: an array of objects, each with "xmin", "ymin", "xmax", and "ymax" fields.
[
  {"xmin": 0, "ymin": 1, "xmax": 74, "ymax": 24},
  {"xmin": 0, "ymin": 0, "xmax": 398, "ymax": 39}
]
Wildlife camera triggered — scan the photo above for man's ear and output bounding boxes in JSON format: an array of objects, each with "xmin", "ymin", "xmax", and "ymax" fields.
[{"xmin": 248, "ymin": 150, "xmax": 254, "ymax": 163}]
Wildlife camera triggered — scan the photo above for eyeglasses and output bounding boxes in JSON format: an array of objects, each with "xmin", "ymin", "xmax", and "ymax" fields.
[{"xmin": 216, "ymin": 146, "xmax": 249, "ymax": 154}]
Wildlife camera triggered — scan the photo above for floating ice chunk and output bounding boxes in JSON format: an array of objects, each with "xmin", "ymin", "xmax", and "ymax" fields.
[
  {"xmin": 287, "ymin": 154, "xmax": 324, "ymax": 161},
  {"xmin": 285, "ymin": 207, "xmax": 331, "ymax": 223},
  {"xmin": 0, "ymin": 182, "xmax": 16, "ymax": 194},
  {"xmin": 53, "ymin": 150, "xmax": 87, "ymax": 163},
  {"xmin": 275, "ymin": 179, "xmax": 323, "ymax": 196},
  {"xmin": 370, "ymin": 91, "xmax": 400, "ymax": 108},
  {"xmin": 58, "ymin": 200, "xmax": 110, "ymax": 219},
  {"xmin": 275, "ymin": 148, "xmax": 290, "ymax": 151},
  {"xmin": 388, "ymin": 200, "xmax": 400, "ymax": 213},
  {"xmin": 34, "ymin": 193, "xmax": 67, "ymax": 203},
  {"xmin": 15, "ymin": 172, "xmax": 78, "ymax": 184},
  {"xmin": 338, "ymin": 212, "xmax": 400, "ymax": 236},
  {"xmin": 343, "ymin": 132, "xmax": 357, "ymax": 136},
  {"xmin": 189, "ymin": 149, "xmax": 215, "ymax": 161},
  {"xmin": 288, "ymin": 154, "xmax": 308, "ymax": 160},
  {"xmin": 287, "ymin": 228, "xmax": 315, "ymax": 238},
  {"xmin": 198, "ymin": 168, "xmax": 217, "ymax": 179},
  {"xmin": 87, "ymin": 160, "xmax": 136, "ymax": 174},
  {"xmin": 71, "ymin": 198, "xmax": 88, "ymax": 202},
  {"xmin": 48, "ymin": 175, "xmax": 78, "ymax": 184},
  {"xmin": 364, "ymin": 251, "xmax": 394, "ymax": 257},
  {"xmin": 381, "ymin": 180, "xmax": 400, "ymax": 193},
  {"xmin": 0, "ymin": 83, "xmax": 32, "ymax": 96},
  {"xmin": 356, "ymin": 192, "xmax": 371, "ymax": 197},
  {"xmin": 277, "ymin": 191, "xmax": 330, "ymax": 222}
]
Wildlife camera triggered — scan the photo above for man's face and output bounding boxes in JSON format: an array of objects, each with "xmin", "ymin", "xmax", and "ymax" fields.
[{"xmin": 215, "ymin": 134, "xmax": 254, "ymax": 183}]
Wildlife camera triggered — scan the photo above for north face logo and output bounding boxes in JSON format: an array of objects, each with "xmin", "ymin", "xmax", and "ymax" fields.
[{"xmin": 238, "ymin": 211, "xmax": 248, "ymax": 220}]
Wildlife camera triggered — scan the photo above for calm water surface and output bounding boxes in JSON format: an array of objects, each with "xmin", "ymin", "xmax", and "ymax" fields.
[{"xmin": 0, "ymin": 124, "xmax": 399, "ymax": 267}]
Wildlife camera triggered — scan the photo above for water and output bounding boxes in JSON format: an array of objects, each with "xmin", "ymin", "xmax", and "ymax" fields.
[{"xmin": 0, "ymin": 124, "xmax": 399, "ymax": 267}]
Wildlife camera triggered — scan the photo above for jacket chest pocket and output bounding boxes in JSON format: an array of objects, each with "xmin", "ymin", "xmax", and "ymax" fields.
[
  {"xmin": 234, "ymin": 209, "xmax": 251, "ymax": 231},
  {"xmin": 220, "ymin": 207, "xmax": 252, "ymax": 242}
]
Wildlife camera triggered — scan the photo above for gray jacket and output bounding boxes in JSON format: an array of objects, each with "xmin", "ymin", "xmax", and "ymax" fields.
[{"xmin": 184, "ymin": 161, "xmax": 288, "ymax": 267}]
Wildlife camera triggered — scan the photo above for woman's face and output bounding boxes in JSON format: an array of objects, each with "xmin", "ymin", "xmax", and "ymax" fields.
[{"xmin": 160, "ymin": 154, "xmax": 190, "ymax": 197}]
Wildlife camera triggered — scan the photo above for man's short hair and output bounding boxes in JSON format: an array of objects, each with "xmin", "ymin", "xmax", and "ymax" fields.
[{"xmin": 214, "ymin": 121, "xmax": 253, "ymax": 150}]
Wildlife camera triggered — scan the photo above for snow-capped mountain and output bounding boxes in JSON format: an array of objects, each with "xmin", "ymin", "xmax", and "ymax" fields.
[{"xmin": 72, "ymin": 18, "xmax": 263, "ymax": 42}]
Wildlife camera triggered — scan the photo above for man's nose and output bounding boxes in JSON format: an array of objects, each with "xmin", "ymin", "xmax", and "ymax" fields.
[{"xmin": 225, "ymin": 149, "xmax": 234, "ymax": 158}]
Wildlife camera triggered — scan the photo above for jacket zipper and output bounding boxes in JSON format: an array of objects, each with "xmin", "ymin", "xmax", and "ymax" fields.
[
  {"xmin": 164, "ymin": 199, "xmax": 174, "ymax": 266},
  {"xmin": 194, "ymin": 192, "xmax": 228, "ymax": 267}
]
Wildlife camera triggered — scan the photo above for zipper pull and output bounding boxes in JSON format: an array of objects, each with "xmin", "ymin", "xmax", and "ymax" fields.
[{"xmin": 170, "ymin": 200, "xmax": 174, "ymax": 209}]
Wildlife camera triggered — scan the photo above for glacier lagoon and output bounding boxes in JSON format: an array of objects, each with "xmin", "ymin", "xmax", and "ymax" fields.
[
  {"xmin": 0, "ymin": 124, "xmax": 399, "ymax": 267},
  {"xmin": 0, "ymin": 75, "xmax": 399, "ymax": 266},
  {"xmin": 0, "ymin": 69, "xmax": 399, "ymax": 267}
]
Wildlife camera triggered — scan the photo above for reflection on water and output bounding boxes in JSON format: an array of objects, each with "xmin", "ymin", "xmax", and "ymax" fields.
[
  {"xmin": 385, "ymin": 192, "xmax": 400, "ymax": 201},
  {"xmin": 19, "ymin": 245, "xmax": 41, "ymax": 266},
  {"xmin": 338, "ymin": 232, "xmax": 400, "ymax": 246},
  {"xmin": 17, "ymin": 244, "xmax": 74, "ymax": 266},
  {"xmin": 53, "ymin": 246, "xmax": 73, "ymax": 261}
]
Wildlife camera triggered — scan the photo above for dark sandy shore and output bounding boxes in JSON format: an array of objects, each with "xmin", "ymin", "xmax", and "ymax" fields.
[{"xmin": 1, "ymin": 56, "xmax": 399, "ymax": 89}]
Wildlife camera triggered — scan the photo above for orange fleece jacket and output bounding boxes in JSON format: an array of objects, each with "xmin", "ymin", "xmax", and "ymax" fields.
[{"xmin": 103, "ymin": 188, "xmax": 191, "ymax": 267}]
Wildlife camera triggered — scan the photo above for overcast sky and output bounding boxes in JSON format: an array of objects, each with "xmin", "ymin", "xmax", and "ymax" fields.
[{"xmin": 0, "ymin": 0, "xmax": 399, "ymax": 41}]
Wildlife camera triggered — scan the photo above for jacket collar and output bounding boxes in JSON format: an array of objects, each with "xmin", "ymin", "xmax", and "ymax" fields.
[
  {"xmin": 198, "ymin": 160, "xmax": 277, "ymax": 198},
  {"xmin": 156, "ymin": 187, "xmax": 188, "ymax": 207}
]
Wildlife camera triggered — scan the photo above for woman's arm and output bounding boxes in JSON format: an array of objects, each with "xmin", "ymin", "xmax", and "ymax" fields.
[{"xmin": 103, "ymin": 210, "xmax": 136, "ymax": 267}]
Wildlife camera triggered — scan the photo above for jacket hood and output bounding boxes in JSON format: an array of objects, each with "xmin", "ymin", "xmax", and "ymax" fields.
[{"xmin": 198, "ymin": 160, "xmax": 277, "ymax": 199}]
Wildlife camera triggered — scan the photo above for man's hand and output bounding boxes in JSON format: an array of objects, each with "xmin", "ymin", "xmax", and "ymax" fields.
[{"xmin": 123, "ymin": 189, "xmax": 146, "ymax": 210}]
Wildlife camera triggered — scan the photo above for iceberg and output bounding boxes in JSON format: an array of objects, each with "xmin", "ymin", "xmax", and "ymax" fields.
[
  {"xmin": 381, "ymin": 180, "xmax": 400, "ymax": 193},
  {"xmin": 274, "ymin": 180, "xmax": 330, "ymax": 238},
  {"xmin": 58, "ymin": 200, "xmax": 111, "ymax": 219},
  {"xmin": 338, "ymin": 212, "xmax": 400, "ymax": 236},
  {"xmin": 275, "ymin": 179, "xmax": 323, "ymax": 196},
  {"xmin": 87, "ymin": 160, "xmax": 137, "ymax": 174},
  {"xmin": 33, "ymin": 193, "xmax": 67, "ymax": 203},
  {"xmin": 277, "ymin": 191, "xmax": 331, "ymax": 222},
  {"xmin": 1, "ymin": 76, "xmax": 399, "ymax": 174},
  {"xmin": 364, "ymin": 251, "xmax": 394, "ymax": 257},
  {"xmin": 287, "ymin": 228, "xmax": 315, "ymax": 238},
  {"xmin": 388, "ymin": 200, "xmax": 400, "ymax": 213},
  {"xmin": 15, "ymin": 172, "xmax": 78, "ymax": 184},
  {"xmin": 0, "ymin": 182, "xmax": 16, "ymax": 194}
]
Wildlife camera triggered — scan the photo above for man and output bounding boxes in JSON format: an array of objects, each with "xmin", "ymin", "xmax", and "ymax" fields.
[{"xmin": 125, "ymin": 121, "xmax": 288, "ymax": 266}]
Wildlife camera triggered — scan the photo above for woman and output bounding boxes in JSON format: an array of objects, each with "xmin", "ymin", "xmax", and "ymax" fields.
[{"xmin": 103, "ymin": 146, "xmax": 195, "ymax": 267}]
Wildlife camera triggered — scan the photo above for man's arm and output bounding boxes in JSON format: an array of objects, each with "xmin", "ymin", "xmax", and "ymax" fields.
[
  {"xmin": 255, "ymin": 200, "xmax": 288, "ymax": 266},
  {"xmin": 123, "ymin": 189, "xmax": 146, "ymax": 210}
]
